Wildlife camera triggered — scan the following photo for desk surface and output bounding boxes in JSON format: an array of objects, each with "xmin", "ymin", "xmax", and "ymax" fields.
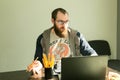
[
  {"xmin": 28, "ymin": 75, "xmax": 59, "ymax": 80},
  {"xmin": 0, "ymin": 70, "xmax": 119, "ymax": 80},
  {"xmin": 108, "ymin": 59, "xmax": 120, "ymax": 71},
  {"xmin": 0, "ymin": 70, "xmax": 31, "ymax": 80},
  {"xmin": 0, "ymin": 70, "xmax": 59, "ymax": 80}
]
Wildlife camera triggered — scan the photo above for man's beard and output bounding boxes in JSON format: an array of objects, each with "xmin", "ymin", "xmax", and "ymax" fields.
[{"xmin": 54, "ymin": 24, "xmax": 66, "ymax": 38}]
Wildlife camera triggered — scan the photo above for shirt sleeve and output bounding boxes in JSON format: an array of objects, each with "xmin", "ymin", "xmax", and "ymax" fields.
[
  {"xmin": 78, "ymin": 32, "xmax": 98, "ymax": 56},
  {"xmin": 34, "ymin": 34, "xmax": 43, "ymax": 63}
]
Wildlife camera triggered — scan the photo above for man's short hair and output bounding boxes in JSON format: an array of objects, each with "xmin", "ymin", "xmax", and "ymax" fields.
[{"xmin": 52, "ymin": 8, "xmax": 68, "ymax": 20}]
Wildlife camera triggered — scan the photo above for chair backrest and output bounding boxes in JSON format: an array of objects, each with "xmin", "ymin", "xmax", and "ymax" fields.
[{"xmin": 88, "ymin": 40, "xmax": 111, "ymax": 56}]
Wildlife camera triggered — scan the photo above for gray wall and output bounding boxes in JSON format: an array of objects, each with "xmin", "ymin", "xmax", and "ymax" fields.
[
  {"xmin": 117, "ymin": 0, "xmax": 120, "ymax": 59},
  {"xmin": 0, "ymin": 0, "xmax": 117, "ymax": 72}
]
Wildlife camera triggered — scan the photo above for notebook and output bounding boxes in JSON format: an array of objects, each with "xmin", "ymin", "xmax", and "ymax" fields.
[{"xmin": 61, "ymin": 56, "xmax": 108, "ymax": 80}]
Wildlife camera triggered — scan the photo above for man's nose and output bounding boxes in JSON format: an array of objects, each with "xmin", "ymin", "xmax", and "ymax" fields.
[{"xmin": 63, "ymin": 23, "xmax": 68, "ymax": 27}]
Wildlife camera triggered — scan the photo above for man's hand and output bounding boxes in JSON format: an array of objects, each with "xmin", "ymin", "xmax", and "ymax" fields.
[
  {"xmin": 27, "ymin": 58, "xmax": 43, "ymax": 75},
  {"xmin": 107, "ymin": 72, "xmax": 120, "ymax": 80}
]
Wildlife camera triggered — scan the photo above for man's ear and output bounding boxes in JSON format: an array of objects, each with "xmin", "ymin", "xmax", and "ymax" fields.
[{"xmin": 51, "ymin": 18, "xmax": 55, "ymax": 24}]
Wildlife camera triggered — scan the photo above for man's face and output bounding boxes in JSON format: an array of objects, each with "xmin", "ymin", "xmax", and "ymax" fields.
[{"xmin": 52, "ymin": 11, "xmax": 69, "ymax": 34}]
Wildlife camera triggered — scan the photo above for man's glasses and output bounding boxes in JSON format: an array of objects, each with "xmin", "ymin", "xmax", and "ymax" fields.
[{"xmin": 56, "ymin": 20, "xmax": 69, "ymax": 25}]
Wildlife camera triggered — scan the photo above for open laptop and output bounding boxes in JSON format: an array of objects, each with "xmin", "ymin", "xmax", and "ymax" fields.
[{"xmin": 61, "ymin": 56, "xmax": 108, "ymax": 80}]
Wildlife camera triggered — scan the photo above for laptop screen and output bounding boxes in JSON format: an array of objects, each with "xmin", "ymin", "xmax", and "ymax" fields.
[{"xmin": 61, "ymin": 56, "xmax": 108, "ymax": 80}]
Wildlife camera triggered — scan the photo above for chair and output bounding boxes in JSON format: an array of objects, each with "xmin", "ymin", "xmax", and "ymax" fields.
[
  {"xmin": 88, "ymin": 40, "xmax": 111, "ymax": 56},
  {"xmin": 88, "ymin": 40, "xmax": 120, "ymax": 71}
]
